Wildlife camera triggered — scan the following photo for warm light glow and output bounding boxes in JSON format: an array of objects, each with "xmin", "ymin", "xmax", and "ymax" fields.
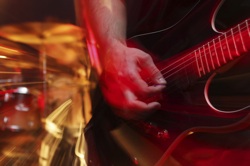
[
  {"xmin": 16, "ymin": 87, "xmax": 28, "ymax": 94},
  {"xmin": 44, "ymin": 99, "xmax": 72, "ymax": 138},
  {"xmin": 75, "ymin": 123, "xmax": 87, "ymax": 166},
  {"xmin": 0, "ymin": 71, "xmax": 21, "ymax": 74},
  {"xmin": 111, "ymin": 124, "xmax": 165, "ymax": 166},
  {"xmin": 39, "ymin": 99, "xmax": 72, "ymax": 165},
  {"xmin": 44, "ymin": 121, "xmax": 62, "ymax": 138},
  {"xmin": 0, "ymin": 45, "xmax": 21, "ymax": 54},
  {"xmin": 0, "ymin": 55, "xmax": 7, "ymax": 59},
  {"xmin": 188, "ymin": 131, "xmax": 194, "ymax": 135},
  {"xmin": 85, "ymin": 30, "xmax": 102, "ymax": 75},
  {"xmin": 39, "ymin": 132, "xmax": 63, "ymax": 166},
  {"xmin": 0, "ymin": 81, "xmax": 44, "ymax": 92}
]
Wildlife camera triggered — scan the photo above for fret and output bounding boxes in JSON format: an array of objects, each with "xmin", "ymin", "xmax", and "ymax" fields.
[
  {"xmin": 194, "ymin": 19, "xmax": 250, "ymax": 77},
  {"xmin": 173, "ymin": 57, "xmax": 199, "ymax": 90},
  {"xmin": 232, "ymin": 25, "xmax": 246, "ymax": 53},
  {"xmin": 230, "ymin": 28, "xmax": 240, "ymax": 56},
  {"xmin": 240, "ymin": 20, "xmax": 250, "ymax": 51},
  {"xmin": 212, "ymin": 39, "xmax": 221, "ymax": 67},
  {"xmin": 213, "ymin": 37, "xmax": 227, "ymax": 66},
  {"xmin": 190, "ymin": 57, "xmax": 200, "ymax": 80},
  {"xmin": 156, "ymin": 19, "xmax": 250, "ymax": 90},
  {"xmin": 224, "ymin": 33, "xmax": 232, "ymax": 60},
  {"xmin": 207, "ymin": 42, "xmax": 215, "ymax": 70},
  {"xmin": 194, "ymin": 49, "xmax": 203, "ymax": 77},
  {"xmin": 246, "ymin": 19, "xmax": 250, "ymax": 38},
  {"xmin": 238, "ymin": 24, "xmax": 247, "ymax": 52},
  {"xmin": 202, "ymin": 45, "xmax": 210, "ymax": 72},
  {"xmin": 243, "ymin": 19, "xmax": 250, "ymax": 50},
  {"xmin": 198, "ymin": 48, "xmax": 206, "ymax": 75},
  {"xmin": 218, "ymin": 36, "xmax": 227, "ymax": 63},
  {"xmin": 177, "ymin": 62, "xmax": 194, "ymax": 89}
]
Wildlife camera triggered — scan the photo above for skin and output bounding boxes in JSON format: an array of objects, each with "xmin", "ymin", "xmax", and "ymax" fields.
[{"xmin": 82, "ymin": 0, "xmax": 166, "ymax": 119}]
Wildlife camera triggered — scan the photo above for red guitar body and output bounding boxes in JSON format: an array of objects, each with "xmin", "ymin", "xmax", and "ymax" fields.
[{"xmin": 86, "ymin": 1, "xmax": 250, "ymax": 165}]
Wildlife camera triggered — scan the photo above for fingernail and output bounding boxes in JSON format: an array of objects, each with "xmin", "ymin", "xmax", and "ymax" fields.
[
  {"xmin": 158, "ymin": 78, "xmax": 166, "ymax": 84},
  {"xmin": 153, "ymin": 84, "xmax": 165, "ymax": 87}
]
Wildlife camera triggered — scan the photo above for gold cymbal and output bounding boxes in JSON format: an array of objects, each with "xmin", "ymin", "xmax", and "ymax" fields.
[{"xmin": 0, "ymin": 22, "xmax": 84, "ymax": 44}]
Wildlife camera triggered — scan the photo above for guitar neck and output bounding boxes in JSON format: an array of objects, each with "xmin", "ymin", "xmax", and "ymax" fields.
[
  {"xmin": 158, "ymin": 19, "xmax": 250, "ymax": 89},
  {"xmin": 195, "ymin": 19, "xmax": 250, "ymax": 77}
]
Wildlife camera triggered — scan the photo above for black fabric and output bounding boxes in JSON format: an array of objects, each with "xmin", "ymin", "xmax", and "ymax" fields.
[
  {"xmin": 126, "ymin": 0, "xmax": 200, "ymax": 38},
  {"xmin": 86, "ymin": 1, "xmax": 250, "ymax": 165},
  {"xmin": 126, "ymin": 0, "xmax": 250, "ymax": 58},
  {"xmin": 85, "ymin": 85, "xmax": 135, "ymax": 166},
  {"xmin": 0, "ymin": 0, "xmax": 76, "ymax": 25}
]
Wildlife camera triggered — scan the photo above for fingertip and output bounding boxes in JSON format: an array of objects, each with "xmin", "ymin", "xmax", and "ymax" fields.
[
  {"xmin": 151, "ymin": 76, "xmax": 166, "ymax": 86},
  {"xmin": 147, "ymin": 101, "xmax": 161, "ymax": 110},
  {"xmin": 147, "ymin": 84, "xmax": 165, "ymax": 93},
  {"xmin": 157, "ymin": 78, "xmax": 167, "ymax": 84}
]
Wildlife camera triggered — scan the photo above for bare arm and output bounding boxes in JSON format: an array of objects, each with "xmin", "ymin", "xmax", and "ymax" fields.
[
  {"xmin": 83, "ymin": 0, "xmax": 126, "ymax": 51},
  {"xmin": 82, "ymin": 0, "xmax": 166, "ymax": 119}
]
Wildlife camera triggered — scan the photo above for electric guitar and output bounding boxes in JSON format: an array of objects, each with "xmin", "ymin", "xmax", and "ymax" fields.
[
  {"xmin": 120, "ymin": 0, "xmax": 250, "ymax": 165},
  {"xmin": 128, "ymin": 0, "xmax": 250, "ymax": 119},
  {"xmin": 86, "ymin": 1, "xmax": 250, "ymax": 166}
]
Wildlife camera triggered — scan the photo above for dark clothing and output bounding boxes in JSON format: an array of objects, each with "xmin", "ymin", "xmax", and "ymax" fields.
[
  {"xmin": 126, "ymin": 0, "xmax": 250, "ymax": 58},
  {"xmin": 126, "ymin": 0, "xmax": 200, "ymax": 38},
  {"xmin": 86, "ymin": 1, "xmax": 250, "ymax": 166}
]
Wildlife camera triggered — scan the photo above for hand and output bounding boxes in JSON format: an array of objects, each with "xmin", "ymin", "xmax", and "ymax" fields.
[{"xmin": 100, "ymin": 40, "xmax": 166, "ymax": 119}]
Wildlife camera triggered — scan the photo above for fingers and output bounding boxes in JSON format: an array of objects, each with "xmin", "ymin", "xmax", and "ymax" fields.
[
  {"xmin": 138, "ymin": 52, "xmax": 167, "ymax": 86},
  {"xmin": 116, "ymin": 101, "xmax": 161, "ymax": 120},
  {"xmin": 124, "ymin": 72, "xmax": 164, "ymax": 101},
  {"xmin": 123, "ymin": 89, "xmax": 161, "ymax": 111},
  {"xmin": 106, "ymin": 88, "xmax": 161, "ymax": 119},
  {"xmin": 123, "ymin": 55, "xmax": 166, "ymax": 101},
  {"xmin": 100, "ymin": 47, "xmax": 167, "ymax": 119},
  {"xmin": 102, "ymin": 80, "xmax": 163, "ymax": 119}
]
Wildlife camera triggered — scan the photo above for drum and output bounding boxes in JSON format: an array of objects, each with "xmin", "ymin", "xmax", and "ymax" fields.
[{"xmin": 0, "ymin": 22, "xmax": 93, "ymax": 165}]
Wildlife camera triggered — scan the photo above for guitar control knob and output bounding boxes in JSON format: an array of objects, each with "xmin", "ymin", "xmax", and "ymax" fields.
[{"xmin": 157, "ymin": 130, "xmax": 169, "ymax": 140}]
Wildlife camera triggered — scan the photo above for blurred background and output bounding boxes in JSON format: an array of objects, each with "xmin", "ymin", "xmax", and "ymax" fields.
[
  {"xmin": 0, "ymin": 0, "xmax": 93, "ymax": 165},
  {"xmin": 0, "ymin": 1, "xmax": 250, "ymax": 166}
]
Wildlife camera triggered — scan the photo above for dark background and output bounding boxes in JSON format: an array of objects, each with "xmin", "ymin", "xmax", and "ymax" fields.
[{"xmin": 0, "ymin": 0, "xmax": 77, "ymax": 25}]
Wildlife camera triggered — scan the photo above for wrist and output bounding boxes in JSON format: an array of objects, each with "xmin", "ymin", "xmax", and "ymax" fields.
[{"xmin": 99, "ymin": 38, "xmax": 126, "ymax": 60}]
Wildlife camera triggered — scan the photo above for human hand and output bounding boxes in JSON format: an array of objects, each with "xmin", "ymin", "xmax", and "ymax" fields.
[{"xmin": 100, "ymin": 40, "xmax": 166, "ymax": 119}]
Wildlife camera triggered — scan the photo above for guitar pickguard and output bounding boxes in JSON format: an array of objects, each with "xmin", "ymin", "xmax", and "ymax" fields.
[{"xmin": 130, "ymin": 0, "xmax": 250, "ymax": 118}]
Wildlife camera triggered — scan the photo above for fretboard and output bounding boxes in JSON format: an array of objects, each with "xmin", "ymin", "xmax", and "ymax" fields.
[
  {"xmin": 157, "ymin": 19, "xmax": 250, "ymax": 90},
  {"xmin": 194, "ymin": 19, "xmax": 250, "ymax": 77}
]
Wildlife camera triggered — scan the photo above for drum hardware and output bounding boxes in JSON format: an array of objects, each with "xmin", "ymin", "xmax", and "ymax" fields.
[
  {"xmin": 0, "ymin": 21, "xmax": 93, "ymax": 166},
  {"xmin": 0, "ymin": 22, "xmax": 84, "ymax": 44}
]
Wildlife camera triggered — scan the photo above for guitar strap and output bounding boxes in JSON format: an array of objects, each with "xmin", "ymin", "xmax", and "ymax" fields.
[
  {"xmin": 125, "ymin": 0, "xmax": 200, "ymax": 39},
  {"xmin": 86, "ymin": 0, "xmax": 250, "ymax": 165},
  {"xmin": 126, "ymin": 0, "xmax": 250, "ymax": 60}
]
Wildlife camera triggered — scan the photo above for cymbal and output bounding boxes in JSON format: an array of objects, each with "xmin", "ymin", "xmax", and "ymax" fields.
[{"xmin": 0, "ymin": 22, "xmax": 84, "ymax": 44}]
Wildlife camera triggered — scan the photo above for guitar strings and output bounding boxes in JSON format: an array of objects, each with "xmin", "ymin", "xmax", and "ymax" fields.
[
  {"xmin": 160, "ymin": 21, "xmax": 249, "ymax": 81},
  {"xmin": 128, "ymin": 0, "xmax": 201, "ymax": 40},
  {"xmin": 146, "ymin": 20, "xmax": 250, "ymax": 113},
  {"xmin": 155, "ymin": 111, "xmax": 250, "ymax": 166},
  {"xmin": 147, "ymin": 20, "xmax": 250, "ymax": 91}
]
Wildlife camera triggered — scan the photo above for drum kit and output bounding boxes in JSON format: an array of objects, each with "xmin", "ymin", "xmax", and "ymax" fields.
[{"xmin": 0, "ymin": 21, "xmax": 94, "ymax": 165}]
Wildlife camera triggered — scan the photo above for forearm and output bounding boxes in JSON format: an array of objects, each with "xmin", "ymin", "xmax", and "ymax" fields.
[
  {"xmin": 82, "ymin": 0, "xmax": 127, "ymax": 52},
  {"xmin": 82, "ymin": 0, "xmax": 166, "ymax": 118}
]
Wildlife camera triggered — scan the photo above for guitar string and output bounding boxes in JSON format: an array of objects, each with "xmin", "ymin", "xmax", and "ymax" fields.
[
  {"xmin": 147, "ymin": 20, "xmax": 249, "ymax": 88},
  {"xmin": 159, "ymin": 24, "xmax": 249, "ymax": 95},
  {"xmin": 128, "ymin": 0, "xmax": 201, "ymax": 40},
  {"xmin": 163, "ymin": 25, "xmax": 250, "ymax": 94},
  {"xmin": 0, "ymin": 133, "xmax": 41, "ymax": 165},
  {"xmin": 155, "ymin": 112, "xmax": 250, "ymax": 166},
  {"xmin": 144, "ymin": 20, "xmax": 250, "ymax": 111},
  {"xmin": 163, "ymin": 18, "xmax": 250, "ymax": 75},
  {"xmin": 160, "ymin": 21, "xmax": 248, "ymax": 81}
]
